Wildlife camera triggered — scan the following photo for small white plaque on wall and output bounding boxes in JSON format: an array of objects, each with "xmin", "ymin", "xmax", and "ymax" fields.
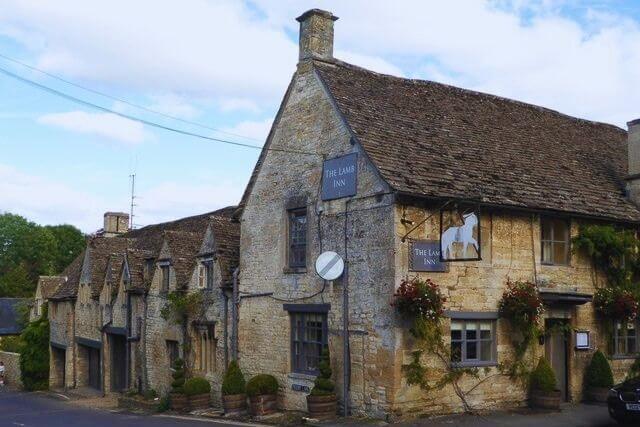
[{"xmin": 575, "ymin": 331, "xmax": 590, "ymax": 350}]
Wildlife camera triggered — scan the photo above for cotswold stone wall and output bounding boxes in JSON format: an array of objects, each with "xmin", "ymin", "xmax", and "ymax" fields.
[
  {"xmin": 392, "ymin": 206, "xmax": 627, "ymax": 416},
  {"xmin": 238, "ymin": 61, "xmax": 395, "ymax": 417},
  {"xmin": 49, "ymin": 300, "xmax": 75, "ymax": 388},
  {"xmin": 0, "ymin": 350, "xmax": 22, "ymax": 389}
]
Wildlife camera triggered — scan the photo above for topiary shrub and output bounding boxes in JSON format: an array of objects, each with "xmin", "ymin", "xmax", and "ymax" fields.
[
  {"xmin": 586, "ymin": 350, "xmax": 614, "ymax": 388},
  {"xmin": 183, "ymin": 377, "xmax": 211, "ymax": 396},
  {"xmin": 221, "ymin": 360, "xmax": 246, "ymax": 396},
  {"xmin": 171, "ymin": 358, "xmax": 186, "ymax": 394},
  {"xmin": 246, "ymin": 374, "xmax": 279, "ymax": 397},
  {"xmin": 530, "ymin": 356, "xmax": 557, "ymax": 393},
  {"xmin": 310, "ymin": 348, "xmax": 335, "ymax": 396}
]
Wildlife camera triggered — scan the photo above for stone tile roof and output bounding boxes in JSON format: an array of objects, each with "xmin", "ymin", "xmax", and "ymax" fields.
[
  {"xmin": 208, "ymin": 215, "xmax": 240, "ymax": 285},
  {"xmin": 49, "ymin": 250, "xmax": 85, "ymax": 301},
  {"xmin": 0, "ymin": 298, "xmax": 27, "ymax": 335},
  {"xmin": 313, "ymin": 60, "xmax": 640, "ymax": 222},
  {"xmin": 36, "ymin": 276, "xmax": 67, "ymax": 299},
  {"xmin": 49, "ymin": 206, "xmax": 238, "ymax": 300}
]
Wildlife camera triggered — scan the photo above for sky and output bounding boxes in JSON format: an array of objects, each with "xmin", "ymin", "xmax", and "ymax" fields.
[{"xmin": 1, "ymin": 0, "xmax": 640, "ymax": 232}]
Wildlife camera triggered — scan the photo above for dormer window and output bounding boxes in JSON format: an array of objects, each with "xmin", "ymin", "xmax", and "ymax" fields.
[
  {"xmin": 198, "ymin": 259, "xmax": 214, "ymax": 289},
  {"xmin": 159, "ymin": 263, "xmax": 170, "ymax": 292}
]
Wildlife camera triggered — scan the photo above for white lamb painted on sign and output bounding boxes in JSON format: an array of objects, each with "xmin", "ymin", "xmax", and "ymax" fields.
[{"xmin": 441, "ymin": 213, "xmax": 478, "ymax": 259}]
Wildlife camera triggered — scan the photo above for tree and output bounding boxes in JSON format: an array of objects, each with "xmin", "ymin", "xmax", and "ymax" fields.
[
  {"xmin": 0, "ymin": 213, "xmax": 85, "ymax": 298},
  {"xmin": 19, "ymin": 305, "xmax": 50, "ymax": 390}
]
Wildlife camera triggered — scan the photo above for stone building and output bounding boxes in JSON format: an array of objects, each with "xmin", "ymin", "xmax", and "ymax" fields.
[
  {"xmin": 46, "ymin": 208, "xmax": 239, "ymax": 397},
  {"xmin": 31, "ymin": 276, "xmax": 66, "ymax": 321},
  {"xmin": 235, "ymin": 8, "xmax": 640, "ymax": 419}
]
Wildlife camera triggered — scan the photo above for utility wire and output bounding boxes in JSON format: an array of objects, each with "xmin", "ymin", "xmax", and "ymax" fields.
[
  {"xmin": 0, "ymin": 66, "xmax": 318, "ymax": 156},
  {"xmin": 0, "ymin": 52, "xmax": 261, "ymax": 143}
]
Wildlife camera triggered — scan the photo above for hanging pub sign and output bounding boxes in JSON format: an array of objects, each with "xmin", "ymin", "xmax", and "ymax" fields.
[
  {"xmin": 410, "ymin": 240, "xmax": 448, "ymax": 272},
  {"xmin": 440, "ymin": 205, "xmax": 481, "ymax": 261},
  {"xmin": 321, "ymin": 153, "xmax": 357, "ymax": 201}
]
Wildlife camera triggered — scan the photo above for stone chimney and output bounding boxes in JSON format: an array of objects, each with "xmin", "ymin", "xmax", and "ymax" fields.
[
  {"xmin": 103, "ymin": 212, "xmax": 129, "ymax": 237},
  {"xmin": 296, "ymin": 9, "xmax": 338, "ymax": 62}
]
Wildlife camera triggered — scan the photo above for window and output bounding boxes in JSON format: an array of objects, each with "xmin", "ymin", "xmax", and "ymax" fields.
[
  {"xmin": 166, "ymin": 340, "xmax": 180, "ymax": 367},
  {"xmin": 198, "ymin": 260, "xmax": 214, "ymax": 289},
  {"xmin": 290, "ymin": 311, "xmax": 327, "ymax": 374},
  {"xmin": 198, "ymin": 329, "xmax": 216, "ymax": 373},
  {"xmin": 450, "ymin": 320, "xmax": 496, "ymax": 366},
  {"xmin": 541, "ymin": 217, "xmax": 570, "ymax": 265},
  {"xmin": 160, "ymin": 264, "xmax": 170, "ymax": 292},
  {"xmin": 288, "ymin": 208, "xmax": 307, "ymax": 268},
  {"xmin": 614, "ymin": 321, "xmax": 639, "ymax": 357}
]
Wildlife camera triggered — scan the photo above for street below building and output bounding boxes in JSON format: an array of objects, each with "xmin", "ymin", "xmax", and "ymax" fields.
[{"xmin": 0, "ymin": 389, "xmax": 256, "ymax": 427}]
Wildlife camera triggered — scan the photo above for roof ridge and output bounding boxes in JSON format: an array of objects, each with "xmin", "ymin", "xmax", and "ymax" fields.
[{"xmin": 316, "ymin": 59, "xmax": 626, "ymax": 133}]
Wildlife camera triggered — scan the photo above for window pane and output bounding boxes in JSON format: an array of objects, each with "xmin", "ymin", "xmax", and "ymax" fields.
[
  {"xmin": 451, "ymin": 342, "xmax": 462, "ymax": 362},
  {"xmin": 541, "ymin": 219, "xmax": 552, "ymax": 240},
  {"xmin": 480, "ymin": 322, "xmax": 492, "ymax": 340},
  {"xmin": 553, "ymin": 242, "xmax": 567, "ymax": 265},
  {"xmin": 553, "ymin": 219, "xmax": 568, "ymax": 241},
  {"xmin": 451, "ymin": 321, "xmax": 462, "ymax": 341},
  {"xmin": 289, "ymin": 209, "xmax": 307, "ymax": 268},
  {"xmin": 466, "ymin": 341, "xmax": 478, "ymax": 359},
  {"xmin": 466, "ymin": 322, "xmax": 477, "ymax": 340},
  {"xmin": 542, "ymin": 242, "xmax": 552, "ymax": 263},
  {"xmin": 480, "ymin": 341, "xmax": 492, "ymax": 361}
]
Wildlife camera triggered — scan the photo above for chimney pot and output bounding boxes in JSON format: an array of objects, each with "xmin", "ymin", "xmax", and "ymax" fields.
[
  {"xmin": 103, "ymin": 212, "xmax": 129, "ymax": 237},
  {"xmin": 296, "ymin": 9, "xmax": 338, "ymax": 62}
]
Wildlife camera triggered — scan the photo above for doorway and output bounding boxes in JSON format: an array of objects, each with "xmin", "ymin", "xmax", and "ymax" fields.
[
  {"xmin": 51, "ymin": 346, "xmax": 66, "ymax": 388},
  {"xmin": 110, "ymin": 334, "xmax": 127, "ymax": 392},
  {"xmin": 545, "ymin": 318, "xmax": 569, "ymax": 401},
  {"xmin": 87, "ymin": 346, "xmax": 101, "ymax": 390}
]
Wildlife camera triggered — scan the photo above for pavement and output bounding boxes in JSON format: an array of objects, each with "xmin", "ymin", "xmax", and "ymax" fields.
[
  {"xmin": 0, "ymin": 387, "xmax": 624, "ymax": 427},
  {"xmin": 0, "ymin": 388, "xmax": 261, "ymax": 427}
]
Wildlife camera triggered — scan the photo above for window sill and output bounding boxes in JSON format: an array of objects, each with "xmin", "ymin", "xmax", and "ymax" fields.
[
  {"xmin": 610, "ymin": 354, "xmax": 639, "ymax": 360},
  {"xmin": 540, "ymin": 263, "xmax": 571, "ymax": 268},
  {"xmin": 288, "ymin": 372, "xmax": 317, "ymax": 382},
  {"xmin": 450, "ymin": 361, "xmax": 498, "ymax": 369},
  {"xmin": 283, "ymin": 267, "xmax": 307, "ymax": 274}
]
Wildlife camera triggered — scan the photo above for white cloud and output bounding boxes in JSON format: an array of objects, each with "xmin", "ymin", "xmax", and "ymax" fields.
[
  {"xmin": 0, "ymin": 164, "xmax": 104, "ymax": 231},
  {"xmin": 217, "ymin": 98, "xmax": 261, "ymax": 114},
  {"xmin": 37, "ymin": 111, "xmax": 148, "ymax": 144},
  {"xmin": 146, "ymin": 94, "xmax": 201, "ymax": 120},
  {"xmin": 222, "ymin": 119, "xmax": 273, "ymax": 144}
]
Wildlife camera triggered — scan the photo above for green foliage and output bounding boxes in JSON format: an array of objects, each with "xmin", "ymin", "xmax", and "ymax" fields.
[
  {"xmin": 161, "ymin": 291, "xmax": 204, "ymax": 325},
  {"xmin": 222, "ymin": 360, "xmax": 246, "ymax": 395},
  {"xmin": 19, "ymin": 306, "xmax": 50, "ymax": 390},
  {"xmin": 530, "ymin": 357, "xmax": 557, "ymax": 393},
  {"xmin": 171, "ymin": 358, "xmax": 186, "ymax": 394},
  {"xmin": 310, "ymin": 348, "xmax": 335, "ymax": 396},
  {"xmin": 143, "ymin": 389, "xmax": 159, "ymax": 400},
  {"xmin": 0, "ymin": 213, "xmax": 84, "ymax": 298},
  {"xmin": 0, "ymin": 335, "xmax": 23, "ymax": 353},
  {"xmin": 246, "ymin": 374, "xmax": 279, "ymax": 397},
  {"xmin": 183, "ymin": 376, "xmax": 211, "ymax": 396},
  {"xmin": 586, "ymin": 350, "xmax": 614, "ymax": 388},
  {"xmin": 626, "ymin": 357, "xmax": 640, "ymax": 381},
  {"xmin": 157, "ymin": 395, "xmax": 170, "ymax": 412},
  {"xmin": 573, "ymin": 225, "xmax": 639, "ymax": 288}
]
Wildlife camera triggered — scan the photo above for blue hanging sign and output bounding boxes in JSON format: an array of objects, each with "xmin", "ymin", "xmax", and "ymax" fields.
[
  {"xmin": 410, "ymin": 240, "xmax": 448, "ymax": 272},
  {"xmin": 321, "ymin": 153, "xmax": 357, "ymax": 201}
]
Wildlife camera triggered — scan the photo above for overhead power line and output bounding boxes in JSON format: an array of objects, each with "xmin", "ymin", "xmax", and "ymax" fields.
[
  {"xmin": 0, "ymin": 52, "xmax": 261, "ymax": 142},
  {"xmin": 0, "ymin": 66, "xmax": 318, "ymax": 156}
]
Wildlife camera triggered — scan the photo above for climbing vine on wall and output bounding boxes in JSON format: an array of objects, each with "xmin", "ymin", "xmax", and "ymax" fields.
[
  {"xmin": 161, "ymin": 290, "xmax": 204, "ymax": 371},
  {"xmin": 394, "ymin": 277, "xmax": 499, "ymax": 413}
]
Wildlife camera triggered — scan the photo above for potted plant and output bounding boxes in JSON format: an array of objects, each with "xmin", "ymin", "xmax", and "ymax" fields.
[
  {"xmin": 184, "ymin": 376, "xmax": 211, "ymax": 411},
  {"xmin": 585, "ymin": 350, "xmax": 614, "ymax": 402},
  {"xmin": 529, "ymin": 356, "xmax": 561, "ymax": 410},
  {"xmin": 307, "ymin": 348, "xmax": 337, "ymax": 420},
  {"xmin": 221, "ymin": 360, "xmax": 247, "ymax": 414},
  {"xmin": 169, "ymin": 358, "xmax": 188, "ymax": 412},
  {"xmin": 246, "ymin": 374, "xmax": 279, "ymax": 416}
]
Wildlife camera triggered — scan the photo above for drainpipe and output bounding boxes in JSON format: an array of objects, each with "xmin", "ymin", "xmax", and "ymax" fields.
[
  {"xmin": 231, "ymin": 268, "xmax": 239, "ymax": 362},
  {"xmin": 141, "ymin": 292, "xmax": 149, "ymax": 390},
  {"xmin": 342, "ymin": 198, "xmax": 351, "ymax": 416},
  {"xmin": 125, "ymin": 292, "xmax": 131, "ymax": 390},
  {"xmin": 72, "ymin": 300, "xmax": 76, "ymax": 389},
  {"xmin": 222, "ymin": 291, "xmax": 229, "ymax": 368}
]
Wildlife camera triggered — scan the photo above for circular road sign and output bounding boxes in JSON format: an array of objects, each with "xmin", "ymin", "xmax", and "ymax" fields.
[{"xmin": 315, "ymin": 251, "xmax": 345, "ymax": 281}]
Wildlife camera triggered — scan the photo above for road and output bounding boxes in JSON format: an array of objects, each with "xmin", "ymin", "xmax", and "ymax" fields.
[{"xmin": 0, "ymin": 389, "xmax": 256, "ymax": 427}]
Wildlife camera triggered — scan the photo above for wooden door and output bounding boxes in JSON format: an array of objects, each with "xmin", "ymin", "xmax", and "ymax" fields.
[
  {"xmin": 545, "ymin": 319, "xmax": 568, "ymax": 401},
  {"xmin": 110, "ymin": 335, "xmax": 127, "ymax": 392},
  {"xmin": 88, "ymin": 347, "xmax": 101, "ymax": 390}
]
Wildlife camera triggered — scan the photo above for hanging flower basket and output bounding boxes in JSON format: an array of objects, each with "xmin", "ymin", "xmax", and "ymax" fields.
[
  {"xmin": 392, "ymin": 277, "xmax": 446, "ymax": 322},
  {"xmin": 593, "ymin": 287, "xmax": 638, "ymax": 321},
  {"xmin": 498, "ymin": 280, "xmax": 543, "ymax": 328}
]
